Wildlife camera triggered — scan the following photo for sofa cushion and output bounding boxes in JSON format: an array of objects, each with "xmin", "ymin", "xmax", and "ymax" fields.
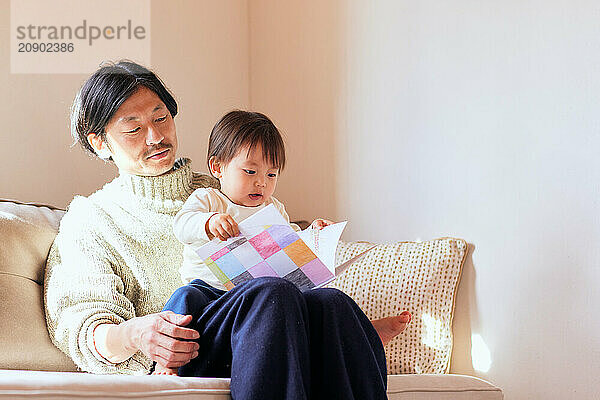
[
  {"xmin": 0, "ymin": 370, "xmax": 503, "ymax": 399},
  {"xmin": 0, "ymin": 199, "xmax": 64, "ymax": 283},
  {"xmin": 386, "ymin": 373, "xmax": 503, "ymax": 400},
  {"xmin": 329, "ymin": 238, "xmax": 467, "ymax": 375},
  {"xmin": 0, "ymin": 200, "xmax": 76, "ymax": 371}
]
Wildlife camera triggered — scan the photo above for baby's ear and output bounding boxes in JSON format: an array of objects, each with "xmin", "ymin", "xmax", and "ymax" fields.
[{"xmin": 208, "ymin": 156, "xmax": 222, "ymax": 178}]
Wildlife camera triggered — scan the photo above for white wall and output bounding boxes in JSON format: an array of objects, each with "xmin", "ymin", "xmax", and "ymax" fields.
[
  {"xmin": 248, "ymin": 0, "xmax": 342, "ymax": 223},
  {"xmin": 0, "ymin": 0, "xmax": 250, "ymax": 208},
  {"xmin": 335, "ymin": 1, "xmax": 600, "ymax": 399}
]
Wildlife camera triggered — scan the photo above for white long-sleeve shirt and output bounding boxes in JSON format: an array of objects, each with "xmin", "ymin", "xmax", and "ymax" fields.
[{"xmin": 173, "ymin": 187, "xmax": 300, "ymax": 290}]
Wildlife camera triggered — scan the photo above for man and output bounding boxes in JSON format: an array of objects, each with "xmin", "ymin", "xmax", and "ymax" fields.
[{"xmin": 45, "ymin": 61, "xmax": 409, "ymax": 399}]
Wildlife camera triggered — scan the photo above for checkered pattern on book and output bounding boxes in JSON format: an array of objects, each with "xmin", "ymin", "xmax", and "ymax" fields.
[{"xmin": 198, "ymin": 224, "xmax": 334, "ymax": 291}]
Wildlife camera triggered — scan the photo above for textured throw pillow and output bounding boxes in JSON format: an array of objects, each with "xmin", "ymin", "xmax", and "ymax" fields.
[{"xmin": 327, "ymin": 238, "xmax": 467, "ymax": 375}]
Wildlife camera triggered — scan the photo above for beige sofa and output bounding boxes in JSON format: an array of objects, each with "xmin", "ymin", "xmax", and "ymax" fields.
[{"xmin": 0, "ymin": 199, "xmax": 503, "ymax": 399}]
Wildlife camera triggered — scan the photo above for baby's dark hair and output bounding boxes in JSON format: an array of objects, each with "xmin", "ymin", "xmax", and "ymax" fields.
[{"xmin": 207, "ymin": 110, "xmax": 286, "ymax": 172}]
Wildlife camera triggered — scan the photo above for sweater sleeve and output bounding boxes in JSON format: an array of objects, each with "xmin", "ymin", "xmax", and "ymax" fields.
[
  {"xmin": 44, "ymin": 197, "xmax": 152, "ymax": 375},
  {"xmin": 270, "ymin": 196, "xmax": 302, "ymax": 232},
  {"xmin": 172, "ymin": 188, "xmax": 219, "ymax": 244}
]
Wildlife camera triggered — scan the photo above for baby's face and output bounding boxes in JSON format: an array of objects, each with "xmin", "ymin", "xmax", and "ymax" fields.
[{"xmin": 214, "ymin": 144, "xmax": 279, "ymax": 207}]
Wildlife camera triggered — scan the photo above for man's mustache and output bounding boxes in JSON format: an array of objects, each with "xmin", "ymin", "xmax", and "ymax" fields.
[{"xmin": 144, "ymin": 143, "xmax": 173, "ymax": 159}]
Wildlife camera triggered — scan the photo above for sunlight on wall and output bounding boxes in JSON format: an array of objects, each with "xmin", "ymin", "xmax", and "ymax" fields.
[
  {"xmin": 422, "ymin": 312, "xmax": 447, "ymax": 350},
  {"xmin": 471, "ymin": 334, "xmax": 492, "ymax": 373}
]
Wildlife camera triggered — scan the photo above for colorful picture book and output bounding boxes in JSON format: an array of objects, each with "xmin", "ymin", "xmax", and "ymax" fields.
[{"xmin": 194, "ymin": 204, "xmax": 375, "ymax": 291}]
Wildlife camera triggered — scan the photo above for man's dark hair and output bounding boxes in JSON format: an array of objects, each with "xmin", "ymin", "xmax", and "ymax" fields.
[
  {"xmin": 207, "ymin": 110, "xmax": 286, "ymax": 174},
  {"xmin": 70, "ymin": 60, "xmax": 178, "ymax": 159}
]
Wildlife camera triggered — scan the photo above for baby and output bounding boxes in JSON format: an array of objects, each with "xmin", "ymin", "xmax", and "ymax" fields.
[
  {"xmin": 154, "ymin": 110, "xmax": 410, "ymax": 375},
  {"xmin": 174, "ymin": 110, "xmax": 332, "ymax": 290},
  {"xmin": 153, "ymin": 110, "xmax": 331, "ymax": 375}
]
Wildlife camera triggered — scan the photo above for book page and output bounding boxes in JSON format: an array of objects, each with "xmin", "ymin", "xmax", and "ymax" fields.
[
  {"xmin": 195, "ymin": 204, "xmax": 335, "ymax": 291},
  {"xmin": 297, "ymin": 221, "xmax": 347, "ymax": 274}
]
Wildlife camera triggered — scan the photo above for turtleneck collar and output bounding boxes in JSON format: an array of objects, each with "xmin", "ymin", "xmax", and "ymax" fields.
[{"xmin": 118, "ymin": 158, "xmax": 195, "ymax": 202}]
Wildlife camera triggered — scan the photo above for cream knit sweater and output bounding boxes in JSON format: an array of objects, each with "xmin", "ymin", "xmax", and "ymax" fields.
[{"xmin": 44, "ymin": 159, "xmax": 218, "ymax": 375}]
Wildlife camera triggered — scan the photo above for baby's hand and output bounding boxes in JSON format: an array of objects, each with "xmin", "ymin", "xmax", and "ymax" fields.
[
  {"xmin": 311, "ymin": 218, "xmax": 335, "ymax": 230},
  {"xmin": 206, "ymin": 213, "xmax": 240, "ymax": 241}
]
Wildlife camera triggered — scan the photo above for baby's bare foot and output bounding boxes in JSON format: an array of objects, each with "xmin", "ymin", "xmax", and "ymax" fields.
[
  {"xmin": 152, "ymin": 364, "xmax": 179, "ymax": 376},
  {"xmin": 371, "ymin": 311, "xmax": 412, "ymax": 346}
]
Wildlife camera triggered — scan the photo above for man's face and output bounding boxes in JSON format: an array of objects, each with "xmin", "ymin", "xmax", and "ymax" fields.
[{"xmin": 99, "ymin": 86, "xmax": 178, "ymax": 176}]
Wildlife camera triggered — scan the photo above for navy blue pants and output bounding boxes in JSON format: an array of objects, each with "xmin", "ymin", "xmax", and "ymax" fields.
[{"xmin": 162, "ymin": 277, "xmax": 387, "ymax": 400}]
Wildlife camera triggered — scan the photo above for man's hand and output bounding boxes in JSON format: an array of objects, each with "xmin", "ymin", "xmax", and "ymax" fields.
[
  {"xmin": 311, "ymin": 218, "xmax": 335, "ymax": 230},
  {"xmin": 206, "ymin": 213, "xmax": 239, "ymax": 241},
  {"xmin": 122, "ymin": 311, "xmax": 200, "ymax": 369}
]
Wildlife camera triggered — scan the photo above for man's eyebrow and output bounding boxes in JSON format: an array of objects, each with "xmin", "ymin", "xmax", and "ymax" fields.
[{"xmin": 119, "ymin": 104, "xmax": 165, "ymax": 123}]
